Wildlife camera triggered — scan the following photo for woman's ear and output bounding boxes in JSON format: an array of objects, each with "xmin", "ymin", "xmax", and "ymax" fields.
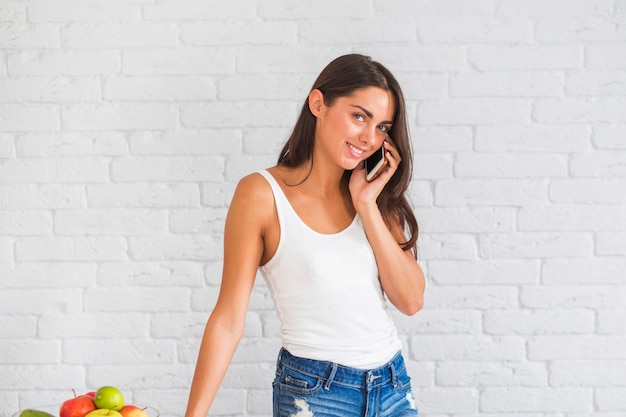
[{"xmin": 308, "ymin": 89, "xmax": 325, "ymax": 117}]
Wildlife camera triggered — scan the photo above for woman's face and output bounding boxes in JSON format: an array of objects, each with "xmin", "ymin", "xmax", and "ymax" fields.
[{"xmin": 312, "ymin": 86, "xmax": 395, "ymax": 171}]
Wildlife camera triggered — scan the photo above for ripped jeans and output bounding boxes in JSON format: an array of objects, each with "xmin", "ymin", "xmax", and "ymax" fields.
[{"xmin": 272, "ymin": 348, "xmax": 418, "ymax": 417}]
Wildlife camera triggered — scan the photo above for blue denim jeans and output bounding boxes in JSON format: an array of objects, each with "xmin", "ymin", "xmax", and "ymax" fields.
[{"xmin": 273, "ymin": 348, "xmax": 418, "ymax": 417}]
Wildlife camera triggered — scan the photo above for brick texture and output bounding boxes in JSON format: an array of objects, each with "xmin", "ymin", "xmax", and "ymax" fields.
[{"xmin": 1, "ymin": 1, "xmax": 625, "ymax": 417}]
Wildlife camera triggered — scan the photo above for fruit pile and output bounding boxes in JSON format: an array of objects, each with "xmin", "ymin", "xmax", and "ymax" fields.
[{"xmin": 20, "ymin": 386, "xmax": 149, "ymax": 417}]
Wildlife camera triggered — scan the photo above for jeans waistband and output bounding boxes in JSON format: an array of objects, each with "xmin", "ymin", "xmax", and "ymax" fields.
[{"xmin": 276, "ymin": 347, "xmax": 406, "ymax": 390}]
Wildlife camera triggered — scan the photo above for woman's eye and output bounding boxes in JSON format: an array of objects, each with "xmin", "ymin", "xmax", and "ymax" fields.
[
  {"xmin": 353, "ymin": 113, "xmax": 365, "ymax": 122},
  {"xmin": 377, "ymin": 125, "xmax": 389, "ymax": 133}
]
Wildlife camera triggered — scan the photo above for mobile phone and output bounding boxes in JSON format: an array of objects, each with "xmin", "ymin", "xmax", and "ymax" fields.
[{"xmin": 365, "ymin": 145, "xmax": 387, "ymax": 182}]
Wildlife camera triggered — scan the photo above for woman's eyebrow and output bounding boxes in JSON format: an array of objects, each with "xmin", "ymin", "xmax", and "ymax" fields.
[{"xmin": 351, "ymin": 105, "xmax": 393, "ymax": 125}]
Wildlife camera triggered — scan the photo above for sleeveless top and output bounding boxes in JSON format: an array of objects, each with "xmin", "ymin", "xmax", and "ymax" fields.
[{"xmin": 257, "ymin": 170, "xmax": 402, "ymax": 369}]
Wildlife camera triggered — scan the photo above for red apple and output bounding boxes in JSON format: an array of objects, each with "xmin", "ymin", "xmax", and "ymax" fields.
[
  {"xmin": 85, "ymin": 392, "xmax": 96, "ymax": 398},
  {"xmin": 119, "ymin": 406, "xmax": 148, "ymax": 417},
  {"xmin": 59, "ymin": 392, "xmax": 97, "ymax": 417}
]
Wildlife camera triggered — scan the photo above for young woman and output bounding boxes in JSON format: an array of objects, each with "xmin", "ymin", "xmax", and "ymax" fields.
[{"xmin": 185, "ymin": 54, "xmax": 426, "ymax": 417}]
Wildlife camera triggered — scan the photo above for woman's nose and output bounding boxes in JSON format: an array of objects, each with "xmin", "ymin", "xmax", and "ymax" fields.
[{"xmin": 358, "ymin": 125, "xmax": 379, "ymax": 145}]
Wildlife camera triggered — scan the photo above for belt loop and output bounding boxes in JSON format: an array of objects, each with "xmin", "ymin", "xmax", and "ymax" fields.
[
  {"xmin": 324, "ymin": 363, "xmax": 338, "ymax": 390},
  {"xmin": 389, "ymin": 361, "xmax": 399, "ymax": 388}
]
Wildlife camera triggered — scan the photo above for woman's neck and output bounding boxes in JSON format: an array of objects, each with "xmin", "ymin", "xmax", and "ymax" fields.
[{"xmin": 278, "ymin": 160, "xmax": 349, "ymax": 199}]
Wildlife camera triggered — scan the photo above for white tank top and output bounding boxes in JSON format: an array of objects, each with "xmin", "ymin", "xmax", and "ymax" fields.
[{"xmin": 257, "ymin": 170, "xmax": 402, "ymax": 369}]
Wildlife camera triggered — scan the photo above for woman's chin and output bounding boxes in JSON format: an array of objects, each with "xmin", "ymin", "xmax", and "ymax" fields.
[
  {"xmin": 344, "ymin": 163, "xmax": 361, "ymax": 172},
  {"xmin": 341, "ymin": 157, "xmax": 362, "ymax": 170}
]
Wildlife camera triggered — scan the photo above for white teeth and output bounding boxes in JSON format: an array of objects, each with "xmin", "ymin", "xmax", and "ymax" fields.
[{"xmin": 348, "ymin": 143, "xmax": 364, "ymax": 155}]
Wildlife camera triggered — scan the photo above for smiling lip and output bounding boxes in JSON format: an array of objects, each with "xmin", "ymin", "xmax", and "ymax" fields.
[{"xmin": 347, "ymin": 142, "xmax": 366, "ymax": 158}]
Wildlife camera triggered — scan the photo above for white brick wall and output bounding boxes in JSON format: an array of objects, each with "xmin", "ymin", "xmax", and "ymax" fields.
[{"xmin": 1, "ymin": 1, "xmax": 625, "ymax": 416}]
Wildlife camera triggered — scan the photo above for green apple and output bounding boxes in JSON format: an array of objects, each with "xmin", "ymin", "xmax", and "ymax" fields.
[
  {"xmin": 20, "ymin": 410, "xmax": 55, "ymax": 417},
  {"xmin": 94, "ymin": 386, "xmax": 124, "ymax": 411},
  {"xmin": 85, "ymin": 410, "xmax": 122, "ymax": 417}
]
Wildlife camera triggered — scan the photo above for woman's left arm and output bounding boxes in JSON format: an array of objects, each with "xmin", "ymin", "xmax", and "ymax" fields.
[
  {"xmin": 350, "ymin": 140, "xmax": 425, "ymax": 316},
  {"xmin": 357, "ymin": 203, "xmax": 425, "ymax": 315}
]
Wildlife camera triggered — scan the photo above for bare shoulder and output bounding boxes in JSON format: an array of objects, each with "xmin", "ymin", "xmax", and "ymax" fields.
[
  {"xmin": 227, "ymin": 171, "xmax": 275, "ymax": 225},
  {"xmin": 232, "ymin": 171, "xmax": 273, "ymax": 204}
]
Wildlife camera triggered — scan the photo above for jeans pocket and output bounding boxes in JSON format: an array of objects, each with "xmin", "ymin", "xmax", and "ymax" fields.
[
  {"xmin": 395, "ymin": 367, "xmax": 413, "ymax": 390},
  {"xmin": 275, "ymin": 366, "xmax": 323, "ymax": 395}
]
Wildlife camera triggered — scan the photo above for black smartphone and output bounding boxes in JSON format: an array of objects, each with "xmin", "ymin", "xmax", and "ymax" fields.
[{"xmin": 365, "ymin": 146, "xmax": 387, "ymax": 182}]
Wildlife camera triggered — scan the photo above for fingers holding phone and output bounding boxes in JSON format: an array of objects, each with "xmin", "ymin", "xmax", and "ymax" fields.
[
  {"xmin": 364, "ymin": 139, "xmax": 401, "ymax": 183},
  {"xmin": 383, "ymin": 138, "xmax": 402, "ymax": 172}
]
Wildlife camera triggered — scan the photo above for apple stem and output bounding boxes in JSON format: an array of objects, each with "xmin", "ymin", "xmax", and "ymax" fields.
[
  {"xmin": 72, "ymin": 388, "xmax": 77, "ymax": 398},
  {"xmin": 141, "ymin": 408, "xmax": 147, "ymax": 412}
]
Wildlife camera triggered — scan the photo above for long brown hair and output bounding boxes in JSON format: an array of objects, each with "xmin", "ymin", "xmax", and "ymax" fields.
[{"xmin": 277, "ymin": 54, "xmax": 419, "ymax": 255}]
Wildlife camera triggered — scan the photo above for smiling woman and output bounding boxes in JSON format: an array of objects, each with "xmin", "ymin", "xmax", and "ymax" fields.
[
  {"xmin": 277, "ymin": 55, "xmax": 418, "ymax": 253},
  {"xmin": 309, "ymin": 86, "xmax": 394, "ymax": 171},
  {"xmin": 184, "ymin": 54, "xmax": 425, "ymax": 417}
]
